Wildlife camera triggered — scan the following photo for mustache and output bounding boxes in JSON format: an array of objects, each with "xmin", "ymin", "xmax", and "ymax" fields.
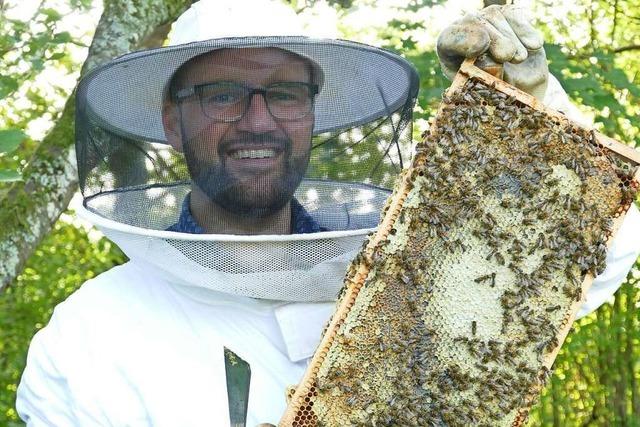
[{"xmin": 218, "ymin": 133, "xmax": 292, "ymax": 156}]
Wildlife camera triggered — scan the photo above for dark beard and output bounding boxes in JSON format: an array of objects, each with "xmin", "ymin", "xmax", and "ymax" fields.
[{"xmin": 183, "ymin": 133, "xmax": 309, "ymax": 219}]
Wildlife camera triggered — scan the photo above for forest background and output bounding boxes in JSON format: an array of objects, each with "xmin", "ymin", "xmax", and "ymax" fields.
[{"xmin": 0, "ymin": 0, "xmax": 639, "ymax": 425}]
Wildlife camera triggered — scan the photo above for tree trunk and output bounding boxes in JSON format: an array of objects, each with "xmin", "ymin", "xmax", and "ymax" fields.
[{"xmin": 0, "ymin": 0, "xmax": 193, "ymax": 290}]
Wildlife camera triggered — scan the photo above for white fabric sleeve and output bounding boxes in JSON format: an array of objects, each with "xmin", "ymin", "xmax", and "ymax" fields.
[
  {"xmin": 575, "ymin": 204, "xmax": 640, "ymax": 319},
  {"xmin": 16, "ymin": 316, "xmax": 76, "ymax": 426},
  {"xmin": 543, "ymin": 74, "xmax": 591, "ymax": 127},
  {"xmin": 16, "ymin": 329, "xmax": 75, "ymax": 426},
  {"xmin": 543, "ymin": 73, "xmax": 640, "ymax": 319},
  {"xmin": 16, "ymin": 303, "xmax": 108, "ymax": 427}
]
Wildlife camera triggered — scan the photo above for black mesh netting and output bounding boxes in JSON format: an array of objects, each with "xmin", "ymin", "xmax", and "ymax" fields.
[{"xmin": 76, "ymin": 37, "xmax": 419, "ymax": 235}]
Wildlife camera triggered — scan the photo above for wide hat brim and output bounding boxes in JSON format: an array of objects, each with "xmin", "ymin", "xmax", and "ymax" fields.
[{"xmin": 79, "ymin": 36, "xmax": 419, "ymax": 142}]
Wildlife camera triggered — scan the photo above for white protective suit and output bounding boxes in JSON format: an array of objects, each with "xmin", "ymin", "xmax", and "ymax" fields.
[{"xmin": 15, "ymin": 66, "xmax": 640, "ymax": 425}]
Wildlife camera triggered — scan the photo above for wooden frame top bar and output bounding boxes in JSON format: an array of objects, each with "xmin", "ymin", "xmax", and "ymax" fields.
[{"xmin": 459, "ymin": 58, "xmax": 640, "ymax": 165}]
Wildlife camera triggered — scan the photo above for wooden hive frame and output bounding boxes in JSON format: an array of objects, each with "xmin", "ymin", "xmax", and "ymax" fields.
[{"xmin": 279, "ymin": 59, "xmax": 640, "ymax": 426}]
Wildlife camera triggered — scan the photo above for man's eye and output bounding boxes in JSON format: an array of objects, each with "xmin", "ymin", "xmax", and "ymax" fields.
[
  {"xmin": 269, "ymin": 90, "xmax": 301, "ymax": 102},
  {"xmin": 206, "ymin": 93, "xmax": 239, "ymax": 105}
]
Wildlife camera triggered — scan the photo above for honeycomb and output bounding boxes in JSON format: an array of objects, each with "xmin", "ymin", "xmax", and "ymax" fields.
[{"xmin": 279, "ymin": 60, "xmax": 640, "ymax": 427}]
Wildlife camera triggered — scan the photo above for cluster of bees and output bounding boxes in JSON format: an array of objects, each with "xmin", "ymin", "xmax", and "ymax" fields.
[{"xmin": 281, "ymin": 77, "xmax": 638, "ymax": 427}]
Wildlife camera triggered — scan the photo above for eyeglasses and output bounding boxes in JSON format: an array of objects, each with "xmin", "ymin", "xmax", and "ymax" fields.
[{"xmin": 173, "ymin": 81, "xmax": 318, "ymax": 122}]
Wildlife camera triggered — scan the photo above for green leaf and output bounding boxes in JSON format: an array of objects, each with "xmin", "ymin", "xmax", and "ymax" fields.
[
  {"xmin": 0, "ymin": 76, "xmax": 19, "ymax": 99},
  {"xmin": 0, "ymin": 170, "xmax": 22, "ymax": 182},
  {"xmin": 404, "ymin": 0, "xmax": 447, "ymax": 12},
  {"xmin": 31, "ymin": 58, "xmax": 44, "ymax": 71},
  {"xmin": 31, "ymin": 58, "xmax": 44, "ymax": 72},
  {"xmin": 52, "ymin": 32, "xmax": 73, "ymax": 44},
  {"xmin": 48, "ymin": 52, "xmax": 67, "ymax": 61},
  {"xmin": 70, "ymin": 0, "xmax": 94, "ymax": 8},
  {"xmin": 605, "ymin": 69, "xmax": 630, "ymax": 88},
  {"xmin": 0, "ymin": 129, "xmax": 27, "ymax": 153},
  {"xmin": 402, "ymin": 37, "xmax": 417, "ymax": 51},
  {"xmin": 41, "ymin": 8, "xmax": 63, "ymax": 21}
]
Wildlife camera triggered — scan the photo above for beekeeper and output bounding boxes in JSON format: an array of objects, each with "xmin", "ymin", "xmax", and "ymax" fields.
[{"xmin": 17, "ymin": 1, "xmax": 640, "ymax": 426}]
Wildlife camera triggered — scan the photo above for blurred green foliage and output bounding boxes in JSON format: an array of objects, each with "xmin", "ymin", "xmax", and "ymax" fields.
[
  {"xmin": 1, "ymin": 0, "xmax": 639, "ymax": 426},
  {"xmin": 0, "ymin": 0, "xmax": 92, "ymax": 183},
  {"xmin": 531, "ymin": 266, "xmax": 640, "ymax": 426}
]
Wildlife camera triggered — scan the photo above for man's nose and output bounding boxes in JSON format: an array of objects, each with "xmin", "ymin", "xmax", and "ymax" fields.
[{"xmin": 236, "ymin": 93, "xmax": 278, "ymax": 133}]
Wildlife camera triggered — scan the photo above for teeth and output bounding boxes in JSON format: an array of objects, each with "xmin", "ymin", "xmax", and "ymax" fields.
[{"xmin": 230, "ymin": 149, "xmax": 277, "ymax": 160}]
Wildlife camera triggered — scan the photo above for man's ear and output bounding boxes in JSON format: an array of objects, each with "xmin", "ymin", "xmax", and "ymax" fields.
[{"xmin": 162, "ymin": 101, "xmax": 183, "ymax": 152}]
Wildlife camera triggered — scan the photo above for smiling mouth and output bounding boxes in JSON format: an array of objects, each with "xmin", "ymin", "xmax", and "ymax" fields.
[{"xmin": 229, "ymin": 148, "xmax": 279, "ymax": 160}]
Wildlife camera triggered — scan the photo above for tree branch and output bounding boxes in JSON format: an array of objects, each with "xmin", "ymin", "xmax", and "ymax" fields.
[
  {"xmin": 610, "ymin": 0, "xmax": 619, "ymax": 46},
  {"xmin": 588, "ymin": 0, "xmax": 597, "ymax": 50},
  {"xmin": 613, "ymin": 44, "xmax": 640, "ymax": 53},
  {"xmin": 567, "ymin": 44, "xmax": 640, "ymax": 60},
  {"xmin": 0, "ymin": 0, "xmax": 193, "ymax": 290}
]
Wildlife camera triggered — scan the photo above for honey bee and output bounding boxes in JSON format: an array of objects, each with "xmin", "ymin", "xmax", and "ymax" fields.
[{"xmin": 345, "ymin": 396, "xmax": 357, "ymax": 406}]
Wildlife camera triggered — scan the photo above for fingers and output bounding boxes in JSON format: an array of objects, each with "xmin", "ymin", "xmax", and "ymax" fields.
[
  {"xmin": 436, "ymin": 19, "xmax": 490, "ymax": 79},
  {"xmin": 436, "ymin": 5, "xmax": 545, "ymax": 80},
  {"xmin": 480, "ymin": 5, "xmax": 528, "ymax": 63},
  {"xmin": 438, "ymin": 17, "xmax": 491, "ymax": 59},
  {"xmin": 502, "ymin": 5, "xmax": 544, "ymax": 51},
  {"xmin": 456, "ymin": 12, "xmax": 517, "ymax": 64}
]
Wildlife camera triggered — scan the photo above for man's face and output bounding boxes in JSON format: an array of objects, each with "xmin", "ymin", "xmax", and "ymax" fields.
[{"xmin": 166, "ymin": 48, "xmax": 315, "ymax": 218}]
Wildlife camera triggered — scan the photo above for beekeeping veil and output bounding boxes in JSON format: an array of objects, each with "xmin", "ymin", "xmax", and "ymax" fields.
[{"xmin": 75, "ymin": 0, "xmax": 419, "ymax": 301}]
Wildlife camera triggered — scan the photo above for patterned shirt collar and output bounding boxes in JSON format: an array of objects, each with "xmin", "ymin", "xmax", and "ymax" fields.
[{"xmin": 167, "ymin": 193, "xmax": 326, "ymax": 234}]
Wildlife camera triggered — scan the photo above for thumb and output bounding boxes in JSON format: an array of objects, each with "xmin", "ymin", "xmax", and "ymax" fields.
[{"xmin": 437, "ymin": 21, "xmax": 490, "ymax": 79}]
